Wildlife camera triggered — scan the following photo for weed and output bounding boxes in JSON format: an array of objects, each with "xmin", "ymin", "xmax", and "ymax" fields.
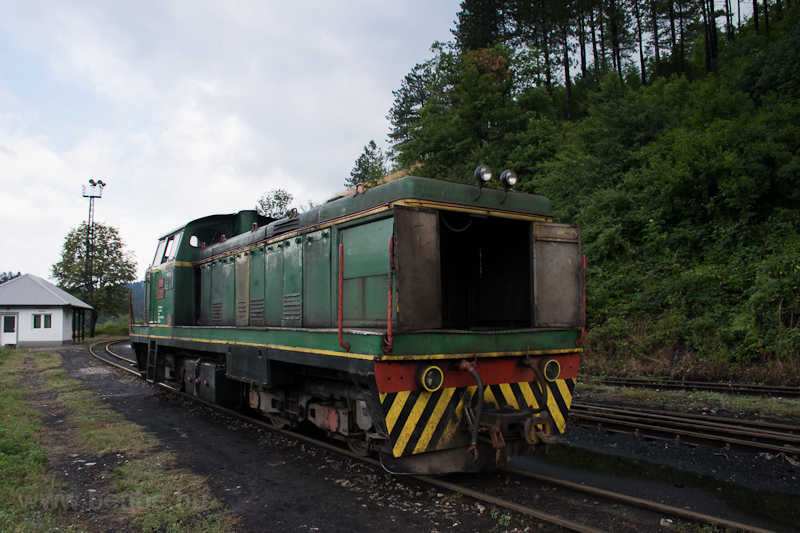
[{"xmin": 489, "ymin": 507, "xmax": 512, "ymax": 528}]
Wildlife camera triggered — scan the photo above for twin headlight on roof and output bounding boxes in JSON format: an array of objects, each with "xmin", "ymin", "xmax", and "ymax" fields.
[{"xmin": 474, "ymin": 165, "xmax": 518, "ymax": 191}]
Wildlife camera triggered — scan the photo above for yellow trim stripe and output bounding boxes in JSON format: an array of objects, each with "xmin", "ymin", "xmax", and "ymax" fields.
[
  {"xmin": 439, "ymin": 389, "xmax": 467, "ymax": 450},
  {"xmin": 557, "ymin": 378, "xmax": 574, "ymax": 408},
  {"xmin": 519, "ymin": 381, "xmax": 538, "ymax": 408},
  {"xmin": 384, "ymin": 391, "xmax": 409, "ymax": 433},
  {"xmin": 130, "ymin": 332, "xmax": 581, "ymax": 362},
  {"xmin": 498, "ymin": 383, "xmax": 520, "ymax": 409},
  {"xmin": 547, "ymin": 384, "xmax": 567, "ymax": 432},
  {"xmin": 129, "ymin": 334, "xmax": 376, "ymax": 361},
  {"xmin": 147, "ymin": 261, "xmax": 192, "ymax": 274},
  {"xmin": 393, "ymin": 393, "xmax": 431, "ymax": 456},
  {"xmin": 391, "ymin": 199, "xmax": 553, "ymax": 222},
  {"xmin": 413, "ymin": 387, "xmax": 455, "ymax": 454}
]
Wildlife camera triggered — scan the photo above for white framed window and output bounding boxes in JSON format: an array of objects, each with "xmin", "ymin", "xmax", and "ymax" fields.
[{"xmin": 33, "ymin": 314, "xmax": 52, "ymax": 329}]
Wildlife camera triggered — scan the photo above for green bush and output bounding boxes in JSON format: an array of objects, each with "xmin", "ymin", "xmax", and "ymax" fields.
[{"xmin": 94, "ymin": 319, "xmax": 130, "ymax": 337}]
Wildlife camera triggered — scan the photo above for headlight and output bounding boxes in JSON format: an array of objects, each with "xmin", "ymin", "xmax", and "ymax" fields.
[
  {"xmin": 538, "ymin": 358, "xmax": 560, "ymax": 382},
  {"xmin": 474, "ymin": 164, "xmax": 492, "ymax": 185},
  {"xmin": 500, "ymin": 169, "xmax": 518, "ymax": 190},
  {"xmin": 417, "ymin": 365, "xmax": 444, "ymax": 392}
]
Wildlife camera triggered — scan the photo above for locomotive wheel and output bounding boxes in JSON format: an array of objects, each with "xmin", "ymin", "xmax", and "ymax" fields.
[{"xmin": 347, "ymin": 439, "xmax": 370, "ymax": 457}]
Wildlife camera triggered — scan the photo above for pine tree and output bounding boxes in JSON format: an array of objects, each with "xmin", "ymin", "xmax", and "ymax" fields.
[
  {"xmin": 453, "ymin": 0, "xmax": 508, "ymax": 51},
  {"xmin": 346, "ymin": 141, "xmax": 387, "ymax": 189}
]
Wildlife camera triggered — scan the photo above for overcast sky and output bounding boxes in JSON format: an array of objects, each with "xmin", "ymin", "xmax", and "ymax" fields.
[{"xmin": 0, "ymin": 0, "xmax": 462, "ymax": 282}]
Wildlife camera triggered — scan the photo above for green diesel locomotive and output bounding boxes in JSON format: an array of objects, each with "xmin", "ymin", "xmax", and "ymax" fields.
[{"xmin": 130, "ymin": 170, "xmax": 583, "ymax": 474}]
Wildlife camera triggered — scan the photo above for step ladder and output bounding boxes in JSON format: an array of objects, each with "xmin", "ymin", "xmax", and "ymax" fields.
[{"xmin": 146, "ymin": 341, "xmax": 157, "ymax": 383}]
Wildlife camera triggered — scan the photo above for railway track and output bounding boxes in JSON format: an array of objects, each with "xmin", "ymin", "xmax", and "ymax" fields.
[
  {"xmin": 86, "ymin": 340, "xmax": 782, "ymax": 533},
  {"xmin": 89, "ymin": 338, "xmax": 141, "ymax": 375},
  {"xmin": 596, "ymin": 376, "xmax": 800, "ymax": 397},
  {"xmin": 571, "ymin": 402, "xmax": 800, "ymax": 456}
]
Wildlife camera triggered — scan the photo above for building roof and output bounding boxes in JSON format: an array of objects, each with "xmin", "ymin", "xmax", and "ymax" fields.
[{"xmin": 0, "ymin": 274, "xmax": 93, "ymax": 309}]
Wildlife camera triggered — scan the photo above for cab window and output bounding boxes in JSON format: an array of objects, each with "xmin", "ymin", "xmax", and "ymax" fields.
[
  {"xmin": 189, "ymin": 224, "xmax": 230, "ymax": 248},
  {"xmin": 152, "ymin": 231, "xmax": 183, "ymax": 265}
]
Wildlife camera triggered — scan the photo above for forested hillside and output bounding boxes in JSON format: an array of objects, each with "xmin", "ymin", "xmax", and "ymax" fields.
[{"xmin": 381, "ymin": 1, "xmax": 800, "ymax": 381}]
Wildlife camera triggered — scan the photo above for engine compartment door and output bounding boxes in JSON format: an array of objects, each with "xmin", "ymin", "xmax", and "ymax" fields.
[{"xmin": 532, "ymin": 223, "xmax": 583, "ymax": 328}]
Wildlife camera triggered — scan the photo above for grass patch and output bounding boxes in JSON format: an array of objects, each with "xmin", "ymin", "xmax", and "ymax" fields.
[
  {"xmin": 113, "ymin": 458, "xmax": 233, "ymax": 532},
  {"xmin": 0, "ymin": 347, "xmax": 240, "ymax": 532},
  {"xmin": 0, "ymin": 347, "xmax": 70, "ymax": 531}
]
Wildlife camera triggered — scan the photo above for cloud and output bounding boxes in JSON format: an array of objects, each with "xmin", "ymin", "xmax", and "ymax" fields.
[{"xmin": 0, "ymin": 0, "xmax": 462, "ymax": 281}]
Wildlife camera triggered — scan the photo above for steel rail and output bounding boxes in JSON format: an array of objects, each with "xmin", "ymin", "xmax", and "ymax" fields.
[
  {"xmin": 86, "ymin": 341, "xmax": 781, "ymax": 532},
  {"xmin": 88, "ymin": 340, "xmax": 141, "ymax": 377},
  {"xmin": 571, "ymin": 403, "xmax": 800, "ymax": 455},
  {"xmin": 504, "ymin": 467, "xmax": 777, "ymax": 533},
  {"xmin": 576, "ymin": 403, "xmax": 800, "ymax": 437},
  {"xmin": 596, "ymin": 377, "xmax": 800, "ymax": 397}
]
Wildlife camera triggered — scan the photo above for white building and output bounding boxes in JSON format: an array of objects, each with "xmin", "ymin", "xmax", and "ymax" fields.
[{"xmin": 0, "ymin": 274, "xmax": 92, "ymax": 348}]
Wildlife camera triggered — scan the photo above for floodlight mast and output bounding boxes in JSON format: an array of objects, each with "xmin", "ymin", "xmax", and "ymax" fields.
[{"xmin": 81, "ymin": 180, "xmax": 106, "ymax": 338}]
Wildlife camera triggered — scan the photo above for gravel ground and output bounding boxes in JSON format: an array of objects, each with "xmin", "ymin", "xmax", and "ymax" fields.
[
  {"xmin": 43, "ymin": 344, "xmax": 800, "ymax": 532},
  {"xmin": 52, "ymin": 346, "xmax": 523, "ymax": 532}
]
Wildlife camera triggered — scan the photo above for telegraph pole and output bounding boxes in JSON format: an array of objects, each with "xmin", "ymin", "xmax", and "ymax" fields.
[{"xmin": 82, "ymin": 179, "xmax": 105, "ymax": 338}]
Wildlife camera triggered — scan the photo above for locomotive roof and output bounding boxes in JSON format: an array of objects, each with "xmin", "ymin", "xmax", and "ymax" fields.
[{"xmin": 178, "ymin": 176, "xmax": 554, "ymax": 261}]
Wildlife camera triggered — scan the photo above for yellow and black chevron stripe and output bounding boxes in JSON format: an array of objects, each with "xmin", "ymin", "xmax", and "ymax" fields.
[{"xmin": 379, "ymin": 378, "xmax": 576, "ymax": 458}]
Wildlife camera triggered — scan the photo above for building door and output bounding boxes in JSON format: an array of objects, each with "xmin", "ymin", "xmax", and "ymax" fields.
[{"xmin": 1, "ymin": 315, "xmax": 17, "ymax": 346}]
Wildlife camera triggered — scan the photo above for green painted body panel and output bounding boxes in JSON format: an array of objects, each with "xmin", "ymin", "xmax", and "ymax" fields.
[
  {"xmin": 131, "ymin": 324, "xmax": 384, "ymax": 356},
  {"xmin": 199, "ymin": 264, "xmax": 212, "ymax": 325},
  {"xmin": 235, "ymin": 252, "xmax": 250, "ymax": 326},
  {"xmin": 303, "ymin": 230, "xmax": 332, "ymax": 326},
  {"xmin": 212, "ymin": 258, "xmax": 235, "ymax": 324},
  {"xmin": 282, "ymin": 239, "xmax": 303, "ymax": 327},
  {"xmin": 341, "ymin": 218, "xmax": 393, "ymax": 326},
  {"xmin": 148, "ymin": 264, "xmax": 177, "ymax": 325},
  {"xmin": 173, "ymin": 266, "xmax": 193, "ymax": 325},
  {"xmin": 249, "ymin": 247, "xmax": 266, "ymax": 326},
  {"xmin": 343, "ymin": 275, "xmax": 389, "ymax": 326},
  {"xmin": 341, "ymin": 218, "xmax": 393, "ymax": 278},
  {"xmin": 264, "ymin": 246, "xmax": 283, "ymax": 325}
]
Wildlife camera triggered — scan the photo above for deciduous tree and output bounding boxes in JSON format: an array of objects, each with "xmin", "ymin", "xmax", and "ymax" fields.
[
  {"xmin": 0, "ymin": 272, "xmax": 20, "ymax": 284},
  {"xmin": 255, "ymin": 189, "xmax": 293, "ymax": 219},
  {"xmin": 51, "ymin": 223, "xmax": 137, "ymax": 336}
]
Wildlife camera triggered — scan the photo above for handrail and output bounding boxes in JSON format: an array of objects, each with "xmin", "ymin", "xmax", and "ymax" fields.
[{"xmin": 382, "ymin": 237, "xmax": 394, "ymax": 355}]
